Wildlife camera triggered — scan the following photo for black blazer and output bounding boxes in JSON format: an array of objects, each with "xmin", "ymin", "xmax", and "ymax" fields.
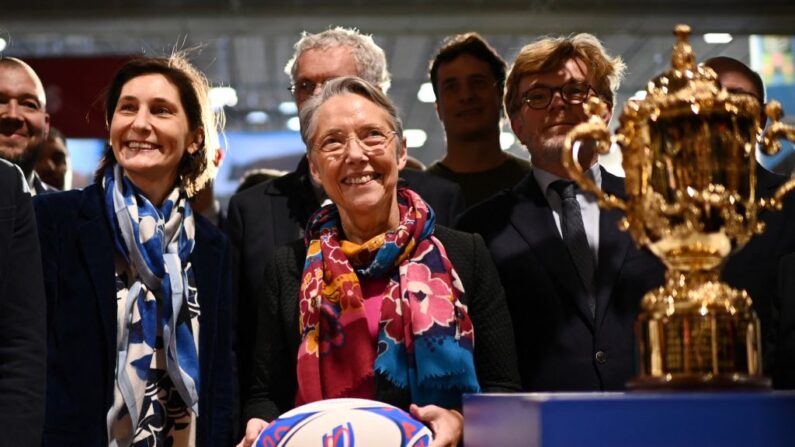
[
  {"xmin": 0, "ymin": 160, "xmax": 46, "ymax": 446},
  {"xmin": 723, "ymin": 167, "xmax": 795, "ymax": 360},
  {"xmin": 242, "ymin": 225, "xmax": 521, "ymax": 422},
  {"xmin": 457, "ymin": 168, "xmax": 666, "ymax": 391},
  {"xmin": 34, "ymin": 183, "xmax": 234, "ymax": 446},
  {"xmin": 226, "ymin": 157, "xmax": 466, "ymax": 406},
  {"xmin": 727, "ymin": 166, "xmax": 795, "ymax": 387}
]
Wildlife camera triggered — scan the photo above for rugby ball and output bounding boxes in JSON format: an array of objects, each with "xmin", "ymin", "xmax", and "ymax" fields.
[{"xmin": 254, "ymin": 398, "xmax": 434, "ymax": 447}]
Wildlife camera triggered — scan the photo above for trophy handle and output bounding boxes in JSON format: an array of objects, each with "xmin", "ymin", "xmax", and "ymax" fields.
[
  {"xmin": 562, "ymin": 97, "xmax": 628, "ymax": 211},
  {"xmin": 760, "ymin": 101, "xmax": 795, "ymax": 210}
]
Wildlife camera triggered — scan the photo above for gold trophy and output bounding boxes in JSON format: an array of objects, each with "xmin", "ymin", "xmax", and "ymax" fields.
[{"xmin": 561, "ymin": 25, "xmax": 795, "ymax": 389}]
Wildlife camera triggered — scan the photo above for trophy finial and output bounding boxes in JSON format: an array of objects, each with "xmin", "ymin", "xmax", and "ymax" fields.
[{"xmin": 672, "ymin": 24, "xmax": 695, "ymax": 71}]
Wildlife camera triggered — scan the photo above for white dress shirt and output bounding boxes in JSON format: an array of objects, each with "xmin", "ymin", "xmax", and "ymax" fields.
[{"xmin": 533, "ymin": 164, "xmax": 602, "ymax": 264}]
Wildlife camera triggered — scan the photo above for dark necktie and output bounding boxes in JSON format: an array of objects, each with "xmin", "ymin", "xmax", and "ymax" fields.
[{"xmin": 549, "ymin": 180, "xmax": 596, "ymax": 318}]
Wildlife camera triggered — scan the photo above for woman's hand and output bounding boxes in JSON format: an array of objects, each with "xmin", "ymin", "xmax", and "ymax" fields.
[
  {"xmin": 236, "ymin": 418, "xmax": 270, "ymax": 447},
  {"xmin": 410, "ymin": 404, "xmax": 464, "ymax": 447}
]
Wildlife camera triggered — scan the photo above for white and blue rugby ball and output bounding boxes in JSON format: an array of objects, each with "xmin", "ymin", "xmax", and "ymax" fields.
[{"xmin": 254, "ymin": 398, "xmax": 434, "ymax": 447}]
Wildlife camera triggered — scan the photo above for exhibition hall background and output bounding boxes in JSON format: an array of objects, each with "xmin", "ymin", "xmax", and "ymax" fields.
[{"xmin": 3, "ymin": 0, "xmax": 794, "ymax": 202}]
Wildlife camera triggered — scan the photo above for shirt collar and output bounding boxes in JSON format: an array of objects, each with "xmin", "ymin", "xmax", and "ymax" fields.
[{"xmin": 533, "ymin": 163, "xmax": 602, "ymax": 197}]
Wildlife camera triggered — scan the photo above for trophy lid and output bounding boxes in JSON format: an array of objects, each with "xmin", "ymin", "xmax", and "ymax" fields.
[{"xmin": 637, "ymin": 24, "xmax": 761, "ymax": 123}]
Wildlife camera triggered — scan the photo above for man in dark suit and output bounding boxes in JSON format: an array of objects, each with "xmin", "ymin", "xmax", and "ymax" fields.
[
  {"xmin": 0, "ymin": 160, "xmax": 46, "ymax": 445},
  {"xmin": 0, "ymin": 57, "xmax": 55, "ymax": 195},
  {"xmin": 458, "ymin": 34, "xmax": 665, "ymax": 391},
  {"xmin": 704, "ymin": 56, "xmax": 795, "ymax": 388},
  {"xmin": 226, "ymin": 27, "xmax": 465, "ymax": 410}
]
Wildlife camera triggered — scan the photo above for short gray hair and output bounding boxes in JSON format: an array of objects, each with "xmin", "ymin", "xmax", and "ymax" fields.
[
  {"xmin": 285, "ymin": 27, "xmax": 391, "ymax": 93},
  {"xmin": 299, "ymin": 76, "xmax": 403, "ymax": 150}
]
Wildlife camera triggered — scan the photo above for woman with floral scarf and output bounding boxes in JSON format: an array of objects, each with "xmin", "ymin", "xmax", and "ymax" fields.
[
  {"xmin": 240, "ymin": 77, "xmax": 520, "ymax": 447},
  {"xmin": 34, "ymin": 55, "xmax": 233, "ymax": 446}
]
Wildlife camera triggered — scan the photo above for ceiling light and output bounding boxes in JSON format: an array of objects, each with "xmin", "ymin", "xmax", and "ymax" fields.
[
  {"xmin": 703, "ymin": 33, "xmax": 733, "ymax": 44},
  {"xmin": 209, "ymin": 86, "xmax": 238, "ymax": 110},
  {"xmin": 500, "ymin": 132, "xmax": 516, "ymax": 150},
  {"xmin": 278, "ymin": 101, "xmax": 298, "ymax": 115},
  {"xmin": 246, "ymin": 111, "xmax": 269, "ymax": 125},
  {"xmin": 417, "ymin": 83, "xmax": 436, "ymax": 103},
  {"xmin": 286, "ymin": 116, "xmax": 301, "ymax": 132},
  {"xmin": 404, "ymin": 129, "xmax": 427, "ymax": 148}
]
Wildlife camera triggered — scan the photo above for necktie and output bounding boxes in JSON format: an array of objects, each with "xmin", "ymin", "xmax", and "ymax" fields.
[{"xmin": 549, "ymin": 180, "xmax": 596, "ymax": 318}]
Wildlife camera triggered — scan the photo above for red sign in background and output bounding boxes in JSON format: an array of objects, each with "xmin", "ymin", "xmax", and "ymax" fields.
[{"xmin": 25, "ymin": 56, "xmax": 131, "ymax": 139}]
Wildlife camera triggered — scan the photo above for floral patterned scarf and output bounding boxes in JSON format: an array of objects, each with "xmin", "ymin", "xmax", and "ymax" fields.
[{"xmin": 297, "ymin": 188, "xmax": 479, "ymax": 408}]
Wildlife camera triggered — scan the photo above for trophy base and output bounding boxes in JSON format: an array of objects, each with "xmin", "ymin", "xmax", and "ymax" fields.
[
  {"xmin": 632, "ymin": 270, "xmax": 769, "ymax": 390},
  {"xmin": 627, "ymin": 373, "xmax": 771, "ymax": 390}
]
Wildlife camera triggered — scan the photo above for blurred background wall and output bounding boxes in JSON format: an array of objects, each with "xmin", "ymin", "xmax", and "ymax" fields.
[{"xmin": 4, "ymin": 0, "xmax": 794, "ymax": 202}]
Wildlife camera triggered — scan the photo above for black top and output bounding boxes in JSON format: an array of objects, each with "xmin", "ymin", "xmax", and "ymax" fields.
[
  {"xmin": 426, "ymin": 155, "xmax": 532, "ymax": 208},
  {"xmin": 0, "ymin": 160, "xmax": 46, "ymax": 446},
  {"xmin": 243, "ymin": 225, "xmax": 521, "ymax": 422}
]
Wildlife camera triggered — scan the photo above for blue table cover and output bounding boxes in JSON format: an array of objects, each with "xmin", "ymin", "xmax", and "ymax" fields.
[{"xmin": 464, "ymin": 392, "xmax": 795, "ymax": 446}]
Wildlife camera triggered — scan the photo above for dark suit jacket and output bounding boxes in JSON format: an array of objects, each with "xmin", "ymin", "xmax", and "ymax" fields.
[
  {"xmin": 31, "ymin": 172, "xmax": 57, "ymax": 196},
  {"xmin": 0, "ymin": 160, "xmax": 46, "ymax": 446},
  {"xmin": 226, "ymin": 157, "xmax": 466, "ymax": 407},
  {"xmin": 242, "ymin": 225, "xmax": 521, "ymax": 422},
  {"xmin": 774, "ymin": 251, "xmax": 795, "ymax": 388},
  {"xmin": 34, "ymin": 183, "xmax": 234, "ymax": 446},
  {"xmin": 728, "ymin": 166, "xmax": 795, "ymax": 388},
  {"xmin": 723, "ymin": 167, "xmax": 795, "ymax": 360},
  {"xmin": 457, "ymin": 168, "xmax": 666, "ymax": 391}
]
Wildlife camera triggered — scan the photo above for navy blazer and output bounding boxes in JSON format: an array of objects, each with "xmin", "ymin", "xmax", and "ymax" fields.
[
  {"xmin": 34, "ymin": 183, "xmax": 234, "ymax": 446},
  {"xmin": 0, "ymin": 161, "xmax": 46, "ymax": 446},
  {"xmin": 458, "ymin": 168, "xmax": 666, "ymax": 391}
]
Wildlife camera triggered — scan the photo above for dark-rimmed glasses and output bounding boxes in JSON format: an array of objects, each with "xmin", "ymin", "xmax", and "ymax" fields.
[
  {"xmin": 312, "ymin": 129, "xmax": 398, "ymax": 157},
  {"xmin": 521, "ymin": 82, "xmax": 595, "ymax": 110}
]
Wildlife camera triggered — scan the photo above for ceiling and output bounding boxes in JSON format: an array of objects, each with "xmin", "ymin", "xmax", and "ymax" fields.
[{"xmin": 3, "ymin": 1, "xmax": 794, "ymax": 165}]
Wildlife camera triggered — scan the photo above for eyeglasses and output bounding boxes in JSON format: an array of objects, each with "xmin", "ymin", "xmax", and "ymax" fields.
[
  {"xmin": 288, "ymin": 80, "xmax": 323, "ymax": 101},
  {"xmin": 312, "ymin": 129, "xmax": 398, "ymax": 156},
  {"xmin": 521, "ymin": 82, "xmax": 595, "ymax": 110}
]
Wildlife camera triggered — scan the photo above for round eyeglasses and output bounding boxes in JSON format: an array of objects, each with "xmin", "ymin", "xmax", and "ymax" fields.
[
  {"xmin": 312, "ymin": 129, "xmax": 398, "ymax": 156},
  {"xmin": 521, "ymin": 82, "xmax": 595, "ymax": 110}
]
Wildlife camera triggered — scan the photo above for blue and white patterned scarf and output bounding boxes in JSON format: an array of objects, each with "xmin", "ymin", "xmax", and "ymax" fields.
[{"xmin": 103, "ymin": 164, "xmax": 200, "ymax": 432}]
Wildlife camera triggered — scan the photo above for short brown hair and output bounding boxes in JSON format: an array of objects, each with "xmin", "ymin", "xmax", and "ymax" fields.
[
  {"xmin": 429, "ymin": 32, "xmax": 507, "ymax": 97},
  {"xmin": 94, "ymin": 53, "xmax": 223, "ymax": 196},
  {"xmin": 505, "ymin": 33, "xmax": 626, "ymax": 116}
]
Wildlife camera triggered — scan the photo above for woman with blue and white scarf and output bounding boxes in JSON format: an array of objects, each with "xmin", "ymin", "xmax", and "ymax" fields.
[{"xmin": 34, "ymin": 55, "xmax": 234, "ymax": 447}]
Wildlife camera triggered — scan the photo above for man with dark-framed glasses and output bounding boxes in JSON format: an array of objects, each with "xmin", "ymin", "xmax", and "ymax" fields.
[{"xmin": 458, "ymin": 33, "xmax": 665, "ymax": 391}]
